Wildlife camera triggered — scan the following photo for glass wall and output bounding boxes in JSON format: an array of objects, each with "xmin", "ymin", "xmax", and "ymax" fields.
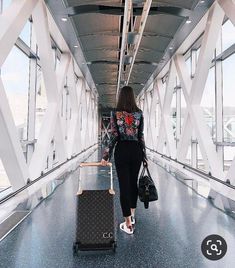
[
  {"xmin": 222, "ymin": 53, "xmax": 235, "ymax": 143},
  {"xmin": 179, "ymin": 18, "xmax": 235, "ymax": 172},
  {"xmin": 0, "ymin": 0, "xmax": 97, "ymax": 195},
  {"xmin": 0, "ymin": 13, "xmax": 32, "ymax": 188}
]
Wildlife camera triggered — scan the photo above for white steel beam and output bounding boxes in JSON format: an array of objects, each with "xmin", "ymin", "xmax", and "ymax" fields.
[
  {"xmin": 217, "ymin": 0, "xmax": 235, "ymax": 26},
  {"xmin": 27, "ymin": 35, "xmax": 37, "ymax": 163},
  {"xmin": 0, "ymin": 0, "xmax": 38, "ymax": 66},
  {"xmin": 116, "ymin": 0, "xmax": 132, "ymax": 100},
  {"xmin": 215, "ymin": 29, "xmax": 224, "ymax": 164}
]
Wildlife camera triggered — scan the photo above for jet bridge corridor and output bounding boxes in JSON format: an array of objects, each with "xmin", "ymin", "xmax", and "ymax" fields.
[
  {"xmin": 0, "ymin": 0, "xmax": 235, "ymax": 267},
  {"xmin": 1, "ymin": 148, "xmax": 235, "ymax": 268}
]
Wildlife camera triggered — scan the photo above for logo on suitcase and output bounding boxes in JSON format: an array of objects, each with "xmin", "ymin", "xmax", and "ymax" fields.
[{"xmin": 102, "ymin": 232, "xmax": 113, "ymax": 239}]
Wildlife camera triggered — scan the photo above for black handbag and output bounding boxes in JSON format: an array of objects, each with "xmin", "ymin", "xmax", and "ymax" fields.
[{"xmin": 138, "ymin": 164, "xmax": 158, "ymax": 209}]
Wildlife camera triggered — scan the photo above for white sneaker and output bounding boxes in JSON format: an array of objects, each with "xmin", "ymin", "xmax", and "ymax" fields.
[
  {"xmin": 119, "ymin": 222, "xmax": 134, "ymax": 234},
  {"xmin": 131, "ymin": 215, "xmax": 135, "ymax": 225}
]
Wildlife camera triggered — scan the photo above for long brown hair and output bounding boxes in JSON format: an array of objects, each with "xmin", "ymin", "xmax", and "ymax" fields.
[{"xmin": 116, "ymin": 86, "xmax": 140, "ymax": 112}]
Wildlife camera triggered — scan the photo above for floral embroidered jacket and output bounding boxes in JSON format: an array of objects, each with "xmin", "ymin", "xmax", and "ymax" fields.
[{"xmin": 102, "ymin": 109, "xmax": 147, "ymax": 161}]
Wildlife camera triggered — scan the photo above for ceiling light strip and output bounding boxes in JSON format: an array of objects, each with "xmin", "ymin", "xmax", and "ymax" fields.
[
  {"xmin": 126, "ymin": 0, "xmax": 152, "ymax": 84},
  {"xmin": 116, "ymin": 0, "xmax": 132, "ymax": 101}
]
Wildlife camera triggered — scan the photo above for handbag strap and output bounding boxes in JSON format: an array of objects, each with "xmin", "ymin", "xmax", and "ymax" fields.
[
  {"xmin": 145, "ymin": 166, "xmax": 152, "ymax": 179},
  {"xmin": 140, "ymin": 165, "xmax": 151, "ymax": 178},
  {"xmin": 139, "ymin": 162, "xmax": 153, "ymax": 182},
  {"xmin": 139, "ymin": 166, "xmax": 145, "ymax": 179}
]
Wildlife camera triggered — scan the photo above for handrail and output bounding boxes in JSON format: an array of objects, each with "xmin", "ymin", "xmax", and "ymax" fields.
[
  {"xmin": 0, "ymin": 143, "xmax": 98, "ymax": 205},
  {"xmin": 146, "ymin": 146, "xmax": 235, "ymax": 190}
]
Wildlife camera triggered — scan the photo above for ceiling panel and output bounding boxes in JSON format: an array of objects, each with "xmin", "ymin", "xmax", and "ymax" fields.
[
  {"xmin": 145, "ymin": 15, "xmax": 184, "ymax": 36},
  {"xmin": 79, "ymin": 36, "xmax": 119, "ymax": 51},
  {"xmin": 132, "ymin": 63, "xmax": 156, "ymax": 74},
  {"xmin": 66, "ymin": 0, "xmax": 121, "ymax": 7},
  {"xmin": 85, "ymin": 50, "xmax": 118, "ymax": 62},
  {"xmin": 129, "ymin": 75, "xmax": 150, "ymax": 85},
  {"xmin": 136, "ymin": 50, "xmax": 164, "ymax": 63},
  {"xmin": 139, "ymin": 36, "xmax": 172, "ymax": 52},
  {"xmin": 72, "ymin": 14, "xmax": 119, "ymax": 35},
  {"xmin": 152, "ymin": 0, "xmax": 198, "ymax": 10},
  {"xmin": 89, "ymin": 63, "xmax": 118, "ymax": 73}
]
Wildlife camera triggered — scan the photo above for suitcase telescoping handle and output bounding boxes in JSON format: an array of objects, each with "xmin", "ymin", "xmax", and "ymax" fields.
[
  {"xmin": 78, "ymin": 162, "xmax": 113, "ymax": 191},
  {"xmin": 79, "ymin": 162, "xmax": 112, "ymax": 167}
]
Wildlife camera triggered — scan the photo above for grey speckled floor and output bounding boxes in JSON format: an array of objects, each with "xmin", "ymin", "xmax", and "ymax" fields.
[{"xmin": 0, "ymin": 148, "xmax": 235, "ymax": 268}]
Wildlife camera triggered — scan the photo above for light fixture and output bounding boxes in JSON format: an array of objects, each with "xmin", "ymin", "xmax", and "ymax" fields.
[
  {"xmin": 124, "ymin": 55, "xmax": 133, "ymax": 65},
  {"xmin": 200, "ymin": 0, "xmax": 205, "ymax": 3},
  {"xmin": 61, "ymin": 17, "xmax": 68, "ymax": 22},
  {"xmin": 74, "ymin": 45, "xmax": 78, "ymax": 48},
  {"xmin": 186, "ymin": 19, "xmax": 192, "ymax": 24},
  {"xmin": 169, "ymin": 46, "xmax": 173, "ymax": 50}
]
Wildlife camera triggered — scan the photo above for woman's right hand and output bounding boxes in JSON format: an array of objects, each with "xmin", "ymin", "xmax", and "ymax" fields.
[{"xmin": 101, "ymin": 158, "xmax": 108, "ymax": 166}]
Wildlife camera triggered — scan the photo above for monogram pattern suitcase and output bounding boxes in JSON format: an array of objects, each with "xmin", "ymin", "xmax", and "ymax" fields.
[{"xmin": 73, "ymin": 162, "xmax": 117, "ymax": 254}]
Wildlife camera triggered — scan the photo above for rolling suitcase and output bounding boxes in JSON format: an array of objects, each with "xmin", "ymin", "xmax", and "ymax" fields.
[{"xmin": 73, "ymin": 162, "xmax": 117, "ymax": 254}]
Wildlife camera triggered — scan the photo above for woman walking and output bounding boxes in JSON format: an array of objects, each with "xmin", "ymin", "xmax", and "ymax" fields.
[{"xmin": 101, "ymin": 86, "xmax": 147, "ymax": 235}]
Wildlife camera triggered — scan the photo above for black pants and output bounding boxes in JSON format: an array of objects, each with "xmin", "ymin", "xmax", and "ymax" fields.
[{"xmin": 114, "ymin": 141, "xmax": 143, "ymax": 217}]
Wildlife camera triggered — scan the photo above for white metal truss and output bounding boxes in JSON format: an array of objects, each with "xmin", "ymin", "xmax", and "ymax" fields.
[
  {"xmin": 139, "ymin": 0, "xmax": 235, "ymax": 204},
  {"xmin": 0, "ymin": 0, "xmax": 98, "ymax": 190},
  {"xmin": 116, "ymin": 0, "xmax": 152, "ymax": 99},
  {"xmin": 126, "ymin": 0, "xmax": 152, "ymax": 84},
  {"xmin": 116, "ymin": 0, "xmax": 132, "ymax": 100}
]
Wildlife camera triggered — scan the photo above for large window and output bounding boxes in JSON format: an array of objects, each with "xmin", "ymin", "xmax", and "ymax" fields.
[
  {"xmin": 222, "ymin": 20, "xmax": 235, "ymax": 52},
  {"xmin": 1, "ymin": 46, "xmax": 30, "ymax": 141},
  {"xmin": 19, "ymin": 20, "xmax": 31, "ymax": 47},
  {"xmin": 222, "ymin": 53, "xmax": 235, "ymax": 170},
  {"xmin": 1, "ymin": 0, "xmax": 11, "ymax": 11}
]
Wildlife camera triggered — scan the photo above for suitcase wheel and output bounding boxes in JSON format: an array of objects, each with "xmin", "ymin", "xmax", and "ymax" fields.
[
  {"xmin": 73, "ymin": 242, "xmax": 78, "ymax": 256},
  {"xmin": 112, "ymin": 241, "xmax": 117, "ymax": 253}
]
